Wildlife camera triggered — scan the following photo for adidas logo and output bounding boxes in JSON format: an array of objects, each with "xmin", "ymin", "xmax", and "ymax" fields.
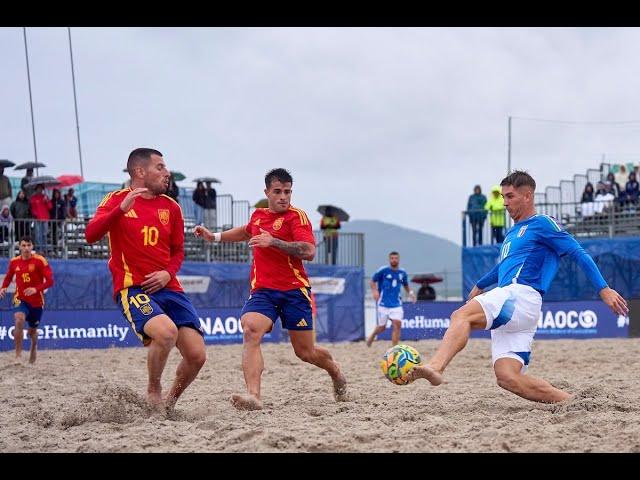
[
  {"xmin": 124, "ymin": 210, "xmax": 138, "ymax": 218},
  {"xmin": 296, "ymin": 318, "xmax": 308, "ymax": 327}
]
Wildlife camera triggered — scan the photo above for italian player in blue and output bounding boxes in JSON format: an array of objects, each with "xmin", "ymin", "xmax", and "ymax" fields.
[
  {"xmin": 408, "ymin": 171, "xmax": 628, "ymax": 403},
  {"xmin": 366, "ymin": 251, "xmax": 416, "ymax": 347}
]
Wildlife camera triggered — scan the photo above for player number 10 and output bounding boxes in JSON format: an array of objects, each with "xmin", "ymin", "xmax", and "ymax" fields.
[
  {"xmin": 129, "ymin": 293, "xmax": 151, "ymax": 308},
  {"xmin": 141, "ymin": 226, "xmax": 159, "ymax": 246}
]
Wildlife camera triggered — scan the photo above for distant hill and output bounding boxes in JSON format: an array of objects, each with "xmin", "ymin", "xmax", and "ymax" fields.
[{"xmin": 341, "ymin": 220, "xmax": 462, "ymax": 298}]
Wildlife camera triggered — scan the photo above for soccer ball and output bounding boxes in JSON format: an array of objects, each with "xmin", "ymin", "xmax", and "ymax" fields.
[{"xmin": 380, "ymin": 344, "xmax": 422, "ymax": 385}]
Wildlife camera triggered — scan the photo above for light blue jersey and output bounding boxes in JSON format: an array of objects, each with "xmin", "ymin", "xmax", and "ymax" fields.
[
  {"xmin": 372, "ymin": 266, "xmax": 409, "ymax": 308},
  {"xmin": 476, "ymin": 214, "xmax": 608, "ymax": 296}
]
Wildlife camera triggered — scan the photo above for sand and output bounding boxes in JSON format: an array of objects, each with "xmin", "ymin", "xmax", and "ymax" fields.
[{"xmin": 1, "ymin": 338, "xmax": 639, "ymax": 453}]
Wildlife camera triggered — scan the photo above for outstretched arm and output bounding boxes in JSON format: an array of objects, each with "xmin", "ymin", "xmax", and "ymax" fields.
[
  {"xmin": 194, "ymin": 225, "xmax": 251, "ymax": 243},
  {"xmin": 248, "ymin": 228, "xmax": 315, "ymax": 261}
]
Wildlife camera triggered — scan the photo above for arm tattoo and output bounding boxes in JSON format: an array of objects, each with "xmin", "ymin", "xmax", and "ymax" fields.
[{"xmin": 271, "ymin": 238, "xmax": 313, "ymax": 258}]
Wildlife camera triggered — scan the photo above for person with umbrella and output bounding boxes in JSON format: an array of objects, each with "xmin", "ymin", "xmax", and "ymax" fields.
[
  {"xmin": 320, "ymin": 206, "xmax": 341, "ymax": 265},
  {"xmin": 192, "ymin": 181, "xmax": 206, "ymax": 225},
  {"xmin": 20, "ymin": 168, "xmax": 34, "ymax": 194},
  {"xmin": 0, "ymin": 160, "xmax": 15, "ymax": 209},
  {"xmin": 167, "ymin": 172, "xmax": 181, "ymax": 203}
]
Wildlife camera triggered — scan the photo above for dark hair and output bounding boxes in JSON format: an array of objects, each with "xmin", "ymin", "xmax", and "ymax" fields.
[
  {"xmin": 20, "ymin": 235, "xmax": 33, "ymax": 244},
  {"xmin": 389, "ymin": 251, "xmax": 399, "ymax": 256},
  {"xmin": 265, "ymin": 168, "xmax": 293, "ymax": 188},
  {"xmin": 500, "ymin": 170, "xmax": 536, "ymax": 191},
  {"xmin": 127, "ymin": 148, "xmax": 163, "ymax": 176}
]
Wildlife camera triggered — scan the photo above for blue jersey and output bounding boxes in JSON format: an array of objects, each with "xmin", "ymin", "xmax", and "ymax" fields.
[
  {"xmin": 372, "ymin": 266, "xmax": 408, "ymax": 308},
  {"xmin": 476, "ymin": 214, "xmax": 608, "ymax": 296}
]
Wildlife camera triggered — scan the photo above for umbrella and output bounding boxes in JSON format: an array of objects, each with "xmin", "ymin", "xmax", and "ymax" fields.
[
  {"xmin": 317, "ymin": 204, "xmax": 350, "ymax": 222},
  {"xmin": 14, "ymin": 161, "xmax": 46, "ymax": 170},
  {"xmin": 0, "ymin": 160, "xmax": 15, "ymax": 168},
  {"xmin": 410, "ymin": 274, "xmax": 443, "ymax": 285},
  {"xmin": 25, "ymin": 175, "xmax": 62, "ymax": 189},
  {"xmin": 170, "ymin": 171, "xmax": 186, "ymax": 181},
  {"xmin": 254, "ymin": 198, "xmax": 269, "ymax": 208},
  {"xmin": 193, "ymin": 177, "xmax": 221, "ymax": 184},
  {"xmin": 57, "ymin": 175, "xmax": 84, "ymax": 187}
]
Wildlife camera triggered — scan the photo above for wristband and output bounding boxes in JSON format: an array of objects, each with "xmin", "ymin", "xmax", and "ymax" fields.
[{"xmin": 213, "ymin": 232, "xmax": 222, "ymax": 242}]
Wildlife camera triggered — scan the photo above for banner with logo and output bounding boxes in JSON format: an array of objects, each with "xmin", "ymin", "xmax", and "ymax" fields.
[{"xmin": 377, "ymin": 300, "xmax": 629, "ymax": 341}]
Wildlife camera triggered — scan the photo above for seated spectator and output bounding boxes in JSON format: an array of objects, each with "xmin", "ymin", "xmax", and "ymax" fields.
[
  {"xmin": 614, "ymin": 164, "xmax": 628, "ymax": 189},
  {"xmin": 606, "ymin": 172, "xmax": 622, "ymax": 199},
  {"xmin": 0, "ymin": 205, "xmax": 12, "ymax": 243},
  {"xmin": 625, "ymin": 172, "xmax": 639, "ymax": 206},
  {"xmin": 64, "ymin": 188, "xmax": 78, "ymax": 219},
  {"xmin": 417, "ymin": 284, "xmax": 436, "ymax": 301},
  {"xmin": 579, "ymin": 182, "xmax": 595, "ymax": 217},
  {"xmin": 593, "ymin": 182, "xmax": 615, "ymax": 214}
]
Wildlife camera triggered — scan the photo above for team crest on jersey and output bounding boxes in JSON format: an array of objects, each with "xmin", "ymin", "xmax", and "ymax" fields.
[
  {"xmin": 140, "ymin": 303, "xmax": 154, "ymax": 316},
  {"xmin": 28, "ymin": 264, "xmax": 35, "ymax": 272},
  {"xmin": 158, "ymin": 209, "xmax": 170, "ymax": 225},
  {"xmin": 517, "ymin": 225, "xmax": 528, "ymax": 237},
  {"xmin": 273, "ymin": 217, "xmax": 284, "ymax": 231}
]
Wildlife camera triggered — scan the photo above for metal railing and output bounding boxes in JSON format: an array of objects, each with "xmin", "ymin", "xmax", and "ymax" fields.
[{"xmin": 1, "ymin": 218, "xmax": 365, "ymax": 266}]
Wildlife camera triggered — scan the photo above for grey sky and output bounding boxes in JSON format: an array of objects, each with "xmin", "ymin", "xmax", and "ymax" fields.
[{"xmin": 2, "ymin": 27, "xmax": 640, "ymax": 244}]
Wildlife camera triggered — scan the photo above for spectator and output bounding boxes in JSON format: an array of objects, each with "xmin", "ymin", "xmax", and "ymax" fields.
[
  {"xmin": 614, "ymin": 164, "xmax": 628, "ymax": 189},
  {"xmin": 0, "ymin": 205, "xmax": 12, "ymax": 244},
  {"xmin": 28, "ymin": 184, "xmax": 52, "ymax": 252},
  {"xmin": 320, "ymin": 206, "xmax": 341, "ymax": 265},
  {"xmin": 594, "ymin": 182, "xmax": 615, "ymax": 215},
  {"xmin": 192, "ymin": 181, "xmax": 206, "ymax": 226},
  {"xmin": 20, "ymin": 168, "xmax": 35, "ymax": 198},
  {"xmin": 606, "ymin": 172, "xmax": 622, "ymax": 199},
  {"xmin": 625, "ymin": 171, "xmax": 639, "ymax": 206},
  {"xmin": 485, "ymin": 185, "xmax": 505, "ymax": 244},
  {"xmin": 49, "ymin": 188, "xmax": 66, "ymax": 247},
  {"xmin": 0, "ymin": 167, "xmax": 12, "ymax": 209},
  {"xmin": 64, "ymin": 188, "xmax": 78, "ymax": 219},
  {"xmin": 10, "ymin": 189, "xmax": 30, "ymax": 241},
  {"xmin": 417, "ymin": 283, "xmax": 436, "ymax": 301},
  {"xmin": 579, "ymin": 182, "xmax": 596, "ymax": 217},
  {"xmin": 466, "ymin": 185, "xmax": 487, "ymax": 246},
  {"xmin": 203, "ymin": 181, "xmax": 217, "ymax": 229},
  {"xmin": 167, "ymin": 173, "xmax": 180, "ymax": 203}
]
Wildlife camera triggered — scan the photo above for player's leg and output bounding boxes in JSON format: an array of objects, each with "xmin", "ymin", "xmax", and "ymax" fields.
[
  {"xmin": 494, "ymin": 358, "xmax": 570, "ymax": 403},
  {"xmin": 143, "ymin": 314, "xmax": 179, "ymax": 408},
  {"xmin": 27, "ymin": 327, "xmax": 38, "ymax": 364},
  {"xmin": 390, "ymin": 319, "xmax": 402, "ymax": 346},
  {"xmin": 408, "ymin": 297, "xmax": 487, "ymax": 385},
  {"xmin": 366, "ymin": 307, "xmax": 389, "ymax": 347},
  {"xmin": 26, "ymin": 307, "xmax": 42, "ymax": 364},
  {"xmin": 231, "ymin": 311, "xmax": 273, "ymax": 410},
  {"xmin": 13, "ymin": 310, "xmax": 26, "ymax": 359},
  {"xmin": 165, "ymin": 327, "xmax": 206, "ymax": 409}
]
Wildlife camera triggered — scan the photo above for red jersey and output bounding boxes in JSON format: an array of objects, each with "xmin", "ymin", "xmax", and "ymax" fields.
[
  {"xmin": 2, "ymin": 254, "xmax": 54, "ymax": 307},
  {"xmin": 85, "ymin": 189, "xmax": 185, "ymax": 299},
  {"xmin": 244, "ymin": 206, "xmax": 315, "ymax": 292}
]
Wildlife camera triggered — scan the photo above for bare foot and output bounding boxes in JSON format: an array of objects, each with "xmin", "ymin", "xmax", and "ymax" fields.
[
  {"xmin": 29, "ymin": 351, "xmax": 36, "ymax": 364},
  {"xmin": 230, "ymin": 393, "xmax": 263, "ymax": 411},
  {"xmin": 332, "ymin": 372, "xmax": 350, "ymax": 402},
  {"xmin": 407, "ymin": 365, "xmax": 443, "ymax": 386},
  {"xmin": 146, "ymin": 392, "xmax": 165, "ymax": 412},
  {"xmin": 366, "ymin": 336, "xmax": 374, "ymax": 348}
]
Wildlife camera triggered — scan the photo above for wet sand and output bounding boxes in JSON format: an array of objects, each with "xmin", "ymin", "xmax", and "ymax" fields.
[{"xmin": 1, "ymin": 338, "xmax": 639, "ymax": 452}]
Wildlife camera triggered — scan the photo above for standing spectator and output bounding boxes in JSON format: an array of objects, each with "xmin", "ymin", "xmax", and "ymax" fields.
[
  {"xmin": 0, "ymin": 167, "xmax": 12, "ymax": 209},
  {"xmin": 614, "ymin": 164, "xmax": 628, "ymax": 190},
  {"xmin": 20, "ymin": 168, "xmax": 35, "ymax": 198},
  {"xmin": 10, "ymin": 189, "xmax": 31, "ymax": 241},
  {"xmin": 320, "ymin": 206, "xmax": 341, "ymax": 265},
  {"xmin": 0, "ymin": 205, "xmax": 12, "ymax": 244},
  {"xmin": 167, "ymin": 173, "xmax": 180, "ymax": 203},
  {"xmin": 64, "ymin": 188, "xmax": 78, "ymax": 219},
  {"xmin": 28, "ymin": 184, "xmax": 52, "ymax": 252},
  {"xmin": 192, "ymin": 181, "xmax": 206, "ymax": 226},
  {"xmin": 625, "ymin": 171, "xmax": 639, "ymax": 206},
  {"xmin": 204, "ymin": 181, "xmax": 217, "ymax": 229},
  {"xmin": 467, "ymin": 185, "xmax": 487, "ymax": 246},
  {"xmin": 49, "ymin": 188, "xmax": 66, "ymax": 247},
  {"xmin": 485, "ymin": 185, "xmax": 505, "ymax": 244}
]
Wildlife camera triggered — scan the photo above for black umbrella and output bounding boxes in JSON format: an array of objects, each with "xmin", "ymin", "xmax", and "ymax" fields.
[
  {"xmin": 317, "ymin": 204, "xmax": 349, "ymax": 221},
  {"xmin": 171, "ymin": 171, "xmax": 186, "ymax": 181},
  {"xmin": 25, "ymin": 175, "xmax": 62, "ymax": 189},
  {"xmin": 193, "ymin": 177, "xmax": 221, "ymax": 184},
  {"xmin": 0, "ymin": 160, "xmax": 15, "ymax": 168},
  {"xmin": 15, "ymin": 161, "xmax": 46, "ymax": 170},
  {"xmin": 410, "ymin": 274, "xmax": 443, "ymax": 285}
]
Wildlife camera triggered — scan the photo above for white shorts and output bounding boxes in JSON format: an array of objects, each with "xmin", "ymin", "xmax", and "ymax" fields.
[
  {"xmin": 377, "ymin": 305, "xmax": 404, "ymax": 326},
  {"xmin": 473, "ymin": 283, "xmax": 541, "ymax": 372}
]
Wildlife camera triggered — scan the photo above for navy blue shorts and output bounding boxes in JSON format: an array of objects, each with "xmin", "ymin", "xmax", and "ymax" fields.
[
  {"xmin": 241, "ymin": 287, "xmax": 313, "ymax": 331},
  {"xmin": 13, "ymin": 300, "xmax": 43, "ymax": 328},
  {"xmin": 117, "ymin": 287, "xmax": 203, "ymax": 346}
]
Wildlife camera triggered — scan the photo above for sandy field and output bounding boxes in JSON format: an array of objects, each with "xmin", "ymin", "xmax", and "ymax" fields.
[{"xmin": 1, "ymin": 338, "xmax": 639, "ymax": 453}]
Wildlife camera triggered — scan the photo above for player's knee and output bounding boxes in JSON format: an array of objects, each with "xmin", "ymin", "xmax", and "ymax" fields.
[
  {"xmin": 294, "ymin": 347, "xmax": 315, "ymax": 363},
  {"xmin": 450, "ymin": 308, "xmax": 470, "ymax": 326},
  {"xmin": 185, "ymin": 348, "xmax": 206, "ymax": 368},
  {"xmin": 153, "ymin": 325, "xmax": 179, "ymax": 348},
  {"xmin": 496, "ymin": 371, "xmax": 520, "ymax": 392},
  {"xmin": 242, "ymin": 323, "xmax": 265, "ymax": 344}
]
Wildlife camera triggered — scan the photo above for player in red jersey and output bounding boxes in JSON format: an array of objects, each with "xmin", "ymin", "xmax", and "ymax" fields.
[
  {"xmin": 86, "ymin": 148, "xmax": 206, "ymax": 410},
  {"xmin": 195, "ymin": 168, "xmax": 348, "ymax": 410},
  {"xmin": 0, "ymin": 236, "xmax": 54, "ymax": 363}
]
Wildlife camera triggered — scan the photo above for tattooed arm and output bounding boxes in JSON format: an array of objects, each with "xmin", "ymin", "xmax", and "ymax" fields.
[{"xmin": 248, "ymin": 228, "xmax": 316, "ymax": 261}]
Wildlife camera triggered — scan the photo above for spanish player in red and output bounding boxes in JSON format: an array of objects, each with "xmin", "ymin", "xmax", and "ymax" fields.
[
  {"xmin": 195, "ymin": 168, "xmax": 349, "ymax": 411},
  {"xmin": 0, "ymin": 235, "xmax": 54, "ymax": 364},
  {"xmin": 86, "ymin": 148, "xmax": 206, "ymax": 411}
]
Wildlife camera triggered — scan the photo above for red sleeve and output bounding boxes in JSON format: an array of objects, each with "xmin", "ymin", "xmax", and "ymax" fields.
[
  {"xmin": 2, "ymin": 261, "xmax": 16, "ymax": 289},
  {"xmin": 165, "ymin": 202, "xmax": 184, "ymax": 278},
  {"xmin": 85, "ymin": 191, "xmax": 126, "ymax": 243},
  {"xmin": 291, "ymin": 210, "xmax": 315, "ymax": 245},
  {"xmin": 35, "ymin": 260, "xmax": 54, "ymax": 292}
]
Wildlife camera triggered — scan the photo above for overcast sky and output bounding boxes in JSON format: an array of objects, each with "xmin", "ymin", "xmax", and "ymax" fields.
[{"xmin": 2, "ymin": 27, "xmax": 640, "ymax": 244}]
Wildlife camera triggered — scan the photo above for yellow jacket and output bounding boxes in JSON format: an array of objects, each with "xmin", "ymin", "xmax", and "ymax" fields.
[{"xmin": 485, "ymin": 186, "xmax": 505, "ymax": 227}]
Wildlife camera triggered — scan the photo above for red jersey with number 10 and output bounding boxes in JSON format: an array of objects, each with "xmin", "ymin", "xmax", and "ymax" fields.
[
  {"xmin": 85, "ymin": 189, "xmax": 185, "ymax": 299},
  {"xmin": 244, "ymin": 206, "xmax": 315, "ymax": 292}
]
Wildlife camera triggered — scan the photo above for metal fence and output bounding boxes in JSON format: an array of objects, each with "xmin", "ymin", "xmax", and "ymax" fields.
[{"xmin": 1, "ymin": 218, "xmax": 365, "ymax": 266}]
